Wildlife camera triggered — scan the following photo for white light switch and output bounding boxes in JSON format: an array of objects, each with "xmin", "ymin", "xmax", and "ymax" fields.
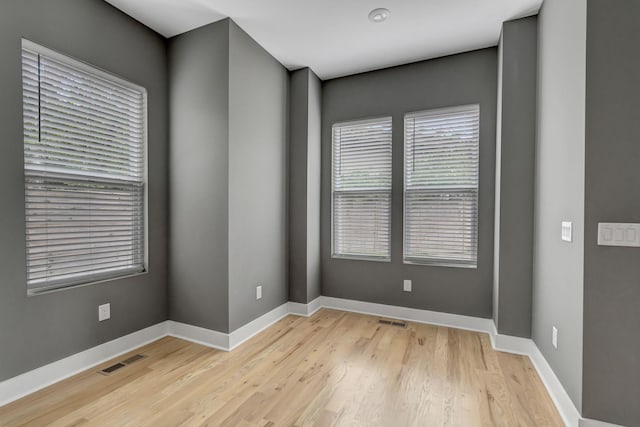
[
  {"xmin": 598, "ymin": 223, "xmax": 640, "ymax": 247},
  {"xmin": 552, "ymin": 326, "xmax": 558, "ymax": 349},
  {"xmin": 256, "ymin": 285, "xmax": 262, "ymax": 300},
  {"xmin": 98, "ymin": 303, "xmax": 110, "ymax": 322},
  {"xmin": 403, "ymin": 280, "xmax": 412, "ymax": 292},
  {"xmin": 561, "ymin": 221, "xmax": 573, "ymax": 242}
]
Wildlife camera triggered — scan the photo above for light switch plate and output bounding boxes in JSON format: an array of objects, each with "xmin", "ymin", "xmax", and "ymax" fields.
[
  {"xmin": 98, "ymin": 303, "xmax": 110, "ymax": 322},
  {"xmin": 561, "ymin": 221, "xmax": 573, "ymax": 242},
  {"xmin": 552, "ymin": 326, "xmax": 558, "ymax": 349},
  {"xmin": 403, "ymin": 280, "xmax": 412, "ymax": 292},
  {"xmin": 598, "ymin": 223, "xmax": 640, "ymax": 247},
  {"xmin": 256, "ymin": 285, "xmax": 262, "ymax": 300}
]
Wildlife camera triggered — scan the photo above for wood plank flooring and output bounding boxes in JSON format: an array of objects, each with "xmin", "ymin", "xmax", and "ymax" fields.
[{"xmin": 0, "ymin": 309, "xmax": 564, "ymax": 426}]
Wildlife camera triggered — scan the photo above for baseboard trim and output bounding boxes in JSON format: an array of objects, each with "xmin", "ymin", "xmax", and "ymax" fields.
[
  {"xmin": 287, "ymin": 298, "xmax": 322, "ymax": 317},
  {"xmin": 166, "ymin": 320, "xmax": 229, "ymax": 351},
  {"xmin": 0, "ymin": 321, "xmax": 168, "ymax": 408},
  {"xmin": 319, "ymin": 296, "xmax": 494, "ymax": 334},
  {"xmin": 527, "ymin": 339, "xmax": 582, "ymax": 426},
  {"xmin": 579, "ymin": 418, "xmax": 625, "ymax": 427},
  {"xmin": 0, "ymin": 296, "xmax": 590, "ymax": 427},
  {"xmin": 228, "ymin": 303, "xmax": 291, "ymax": 350}
]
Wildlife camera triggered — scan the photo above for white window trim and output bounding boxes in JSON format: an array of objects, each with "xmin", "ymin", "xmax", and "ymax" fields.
[
  {"xmin": 22, "ymin": 39, "xmax": 149, "ymax": 295},
  {"xmin": 331, "ymin": 116, "xmax": 393, "ymax": 262},
  {"xmin": 403, "ymin": 104, "xmax": 480, "ymax": 269}
]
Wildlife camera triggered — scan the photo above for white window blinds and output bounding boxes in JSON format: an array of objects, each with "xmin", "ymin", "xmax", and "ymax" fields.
[
  {"xmin": 404, "ymin": 105, "xmax": 479, "ymax": 267},
  {"xmin": 21, "ymin": 40, "xmax": 147, "ymax": 293},
  {"xmin": 332, "ymin": 117, "xmax": 392, "ymax": 260}
]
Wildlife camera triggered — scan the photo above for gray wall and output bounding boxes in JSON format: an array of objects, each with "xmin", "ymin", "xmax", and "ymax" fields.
[
  {"xmin": 307, "ymin": 71, "xmax": 322, "ymax": 302},
  {"xmin": 0, "ymin": 0, "xmax": 168, "ymax": 381},
  {"xmin": 493, "ymin": 17, "xmax": 537, "ymax": 338},
  {"xmin": 289, "ymin": 68, "xmax": 322, "ymax": 304},
  {"xmin": 532, "ymin": 0, "xmax": 586, "ymax": 410},
  {"xmin": 493, "ymin": 33, "xmax": 504, "ymax": 329},
  {"xmin": 321, "ymin": 49, "xmax": 497, "ymax": 318},
  {"xmin": 228, "ymin": 21, "xmax": 289, "ymax": 331},
  {"xmin": 168, "ymin": 20, "xmax": 230, "ymax": 332},
  {"xmin": 583, "ymin": 1, "xmax": 640, "ymax": 425}
]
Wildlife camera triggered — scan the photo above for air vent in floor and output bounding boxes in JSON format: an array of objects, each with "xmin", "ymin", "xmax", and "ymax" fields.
[
  {"xmin": 378, "ymin": 319, "xmax": 407, "ymax": 328},
  {"xmin": 99, "ymin": 354, "xmax": 147, "ymax": 375},
  {"xmin": 121, "ymin": 354, "xmax": 146, "ymax": 365},
  {"xmin": 100, "ymin": 363, "xmax": 126, "ymax": 375}
]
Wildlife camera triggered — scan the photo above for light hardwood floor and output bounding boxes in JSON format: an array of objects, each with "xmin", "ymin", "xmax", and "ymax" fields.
[{"xmin": 0, "ymin": 309, "xmax": 563, "ymax": 427}]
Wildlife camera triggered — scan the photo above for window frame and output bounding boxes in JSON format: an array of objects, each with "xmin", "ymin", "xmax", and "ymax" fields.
[
  {"xmin": 331, "ymin": 116, "xmax": 393, "ymax": 262},
  {"xmin": 402, "ymin": 104, "xmax": 480, "ymax": 269},
  {"xmin": 22, "ymin": 39, "xmax": 149, "ymax": 295}
]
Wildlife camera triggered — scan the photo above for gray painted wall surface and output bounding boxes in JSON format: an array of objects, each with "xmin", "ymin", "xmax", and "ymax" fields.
[
  {"xmin": 288, "ymin": 69, "xmax": 310, "ymax": 303},
  {"xmin": 493, "ymin": 33, "xmax": 503, "ymax": 328},
  {"xmin": 583, "ymin": 2, "xmax": 640, "ymax": 425},
  {"xmin": 494, "ymin": 17, "xmax": 537, "ymax": 338},
  {"xmin": 168, "ymin": 20, "xmax": 230, "ymax": 332},
  {"xmin": 321, "ymin": 50, "xmax": 497, "ymax": 318},
  {"xmin": 306, "ymin": 71, "xmax": 322, "ymax": 302},
  {"xmin": 532, "ymin": 0, "xmax": 586, "ymax": 410},
  {"xmin": 228, "ymin": 22, "xmax": 289, "ymax": 331},
  {"xmin": 288, "ymin": 68, "xmax": 322, "ymax": 304},
  {"xmin": 0, "ymin": 0, "xmax": 168, "ymax": 381}
]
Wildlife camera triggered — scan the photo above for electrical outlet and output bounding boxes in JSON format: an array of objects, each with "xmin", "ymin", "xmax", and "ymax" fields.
[
  {"xmin": 403, "ymin": 279, "xmax": 412, "ymax": 292},
  {"xmin": 256, "ymin": 285, "xmax": 262, "ymax": 300},
  {"xmin": 98, "ymin": 303, "xmax": 111, "ymax": 322},
  {"xmin": 552, "ymin": 326, "xmax": 558, "ymax": 349}
]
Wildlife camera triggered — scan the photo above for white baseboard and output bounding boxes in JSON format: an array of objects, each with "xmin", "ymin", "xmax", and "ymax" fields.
[
  {"xmin": 319, "ymin": 296, "xmax": 494, "ymax": 334},
  {"xmin": 166, "ymin": 320, "xmax": 228, "ymax": 351},
  {"xmin": 579, "ymin": 418, "xmax": 625, "ymax": 427},
  {"xmin": 0, "ymin": 296, "xmax": 597, "ymax": 427},
  {"xmin": 0, "ymin": 321, "xmax": 168, "ymax": 408},
  {"xmin": 228, "ymin": 303, "xmax": 291, "ymax": 350},
  {"xmin": 528, "ymin": 341, "xmax": 582, "ymax": 427},
  {"xmin": 287, "ymin": 298, "xmax": 322, "ymax": 317}
]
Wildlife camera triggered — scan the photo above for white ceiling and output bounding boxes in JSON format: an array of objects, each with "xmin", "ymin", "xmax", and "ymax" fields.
[{"xmin": 105, "ymin": 0, "xmax": 542, "ymax": 79}]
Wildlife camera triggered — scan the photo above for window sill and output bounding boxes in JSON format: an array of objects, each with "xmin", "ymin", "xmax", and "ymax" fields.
[
  {"xmin": 27, "ymin": 270, "xmax": 148, "ymax": 297},
  {"xmin": 403, "ymin": 259, "xmax": 477, "ymax": 269},
  {"xmin": 331, "ymin": 254, "xmax": 391, "ymax": 263}
]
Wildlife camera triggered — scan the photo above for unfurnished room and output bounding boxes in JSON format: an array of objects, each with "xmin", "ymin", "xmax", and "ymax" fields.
[{"xmin": 0, "ymin": 0, "xmax": 638, "ymax": 426}]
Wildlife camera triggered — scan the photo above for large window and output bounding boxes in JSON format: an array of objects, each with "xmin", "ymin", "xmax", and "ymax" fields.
[
  {"xmin": 332, "ymin": 117, "xmax": 392, "ymax": 261},
  {"xmin": 22, "ymin": 40, "xmax": 147, "ymax": 293},
  {"xmin": 404, "ymin": 105, "xmax": 479, "ymax": 267}
]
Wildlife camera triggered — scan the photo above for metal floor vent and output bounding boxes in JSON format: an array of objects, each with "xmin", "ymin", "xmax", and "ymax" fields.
[
  {"xmin": 378, "ymin": 319, "xmax": 407, "ymax": 328},
  {"xmin": 99, "ymin": 354, "xmax": 146, "ymax": 376},
  {"xmin": 100, "ymin": 363, "xmax": 126, "ymax": 375},
  {"xmin": 122, "ymin": 354, "xmax": 146, "ymax": 365}
]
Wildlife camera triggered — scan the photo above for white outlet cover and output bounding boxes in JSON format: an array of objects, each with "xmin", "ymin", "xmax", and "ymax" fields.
[
  {"xmin": 256, "ymin": 285, "xmax": 262, "ymax": 300},
  {"xmin": 98, "ymin": 303, "xmax": 111, "ymax": 322},
  {"xmin": 552, "ymin": 326, "xmax": 558, "ymax": 349},
  {"xmin": 403, "ymin": 280, "xmax": 412, "ymax": 292}
]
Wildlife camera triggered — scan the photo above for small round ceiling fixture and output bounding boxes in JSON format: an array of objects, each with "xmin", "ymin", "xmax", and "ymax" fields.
[{"xmin": 368, "ymin": 8, "xmax": 390, "ymax": 23}]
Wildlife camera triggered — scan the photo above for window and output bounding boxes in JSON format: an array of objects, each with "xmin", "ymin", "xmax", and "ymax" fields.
[
  {"xmin": 332, "ymin": 117, "xmax": 392, "ymax": 261},
  {"xmin": 404, "ymin": 105, "xmax": 480, "ymax": 267},
  {"xmin": 21, "ymin": 40, "xmax": 147, "ymax": 293}
]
